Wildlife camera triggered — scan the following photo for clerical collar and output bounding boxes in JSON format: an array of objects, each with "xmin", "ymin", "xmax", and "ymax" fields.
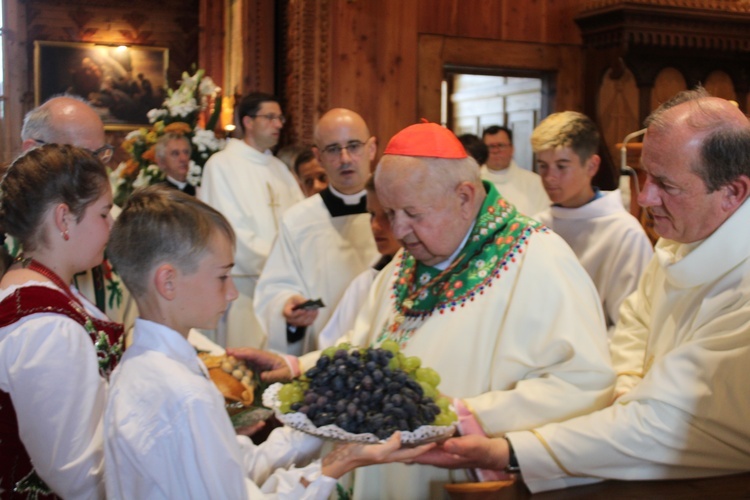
[
  {"xmin": 329, "ymin": 185, "xmax": 366, "ymax": 205},
  {"xmin": 432, "ymin": 221, "xmax": 476, "ymax": 271},
  {"xmin": 166, "ymin": 175, "xmax": 188, "ymax": 190},
  {"xmin": 319, "ymin": 186, "xmax": 367, "ymax": 217}
]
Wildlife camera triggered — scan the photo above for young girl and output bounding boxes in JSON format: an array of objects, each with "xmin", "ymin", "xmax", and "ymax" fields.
[{"xmin": 0, "ymin": 144, "xmax": 124, "ymax": 498}]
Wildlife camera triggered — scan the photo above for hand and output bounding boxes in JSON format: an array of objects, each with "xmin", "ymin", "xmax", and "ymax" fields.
[
  {"xmin": 227, "ymin": 347, "xmax": 292, "ymax": 382},
  {"xmin": 235, "ymin": 420, "xmax": 266, "ymax": 437},
  {"xmin": 321, "ymin": 432, "xmax": 436, "ymax": 479},
  {"xmin": 283, "ymin": 295, "xmax": 319, "ymax": 327},
  {"xmin": 409, "ymin": 435, "xmax": 509, "ymax": 471}
]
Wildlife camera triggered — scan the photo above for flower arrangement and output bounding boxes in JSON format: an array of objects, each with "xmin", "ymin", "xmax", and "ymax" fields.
[{"xmin": 111, "ymin": 69, "xmax": 225, "ymax": 206}]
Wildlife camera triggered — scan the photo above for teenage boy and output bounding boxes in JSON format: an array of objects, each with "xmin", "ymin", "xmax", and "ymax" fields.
[
  {"xmin": 532, "ymin": 111, "xmax": 653, "ymax": 335},
  {"xmin": 104, "ymin": 185, "xmax": 430, "ymax": 499}
]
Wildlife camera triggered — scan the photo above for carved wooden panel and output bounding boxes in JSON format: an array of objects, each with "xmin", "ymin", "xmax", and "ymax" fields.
[
  {"xmin": 281, "ymin": 0, "xmax": 331, "ymax": 146},
  {"xmin": 704, "ymin": 70, "xmax": 737, "ymax": 101},
  {"xmin": 598, "ymin": 64, "xmax": 639, "ymax": 165},
  {"xmin": 651, "ymin": 67, "xmax": 688, "ymax": 109}
]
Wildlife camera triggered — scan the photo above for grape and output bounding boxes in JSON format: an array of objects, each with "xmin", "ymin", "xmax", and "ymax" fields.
[
  {"xmin": 415, "ymin": 367, "xmax": 441, "ymax": 387},
  {"xmin": 401, "ymin": 356, "xmax": 421, "ymax": 373},
  {"xmin": 379, "ymin": 340, "xmax": 400, "ymax": 354}
]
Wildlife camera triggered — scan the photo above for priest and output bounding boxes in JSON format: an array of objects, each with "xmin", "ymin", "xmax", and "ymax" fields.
[
  {"xmin": 235, "ymin": 122, "xmax": 615, "ymax": 499},
  {"xmin": 254, "ymin": 109, "xmax": 379, "ymax": 355},
  {"xmin": 200, "ymin": 93, "xmax": 303, "ymax": 348}
]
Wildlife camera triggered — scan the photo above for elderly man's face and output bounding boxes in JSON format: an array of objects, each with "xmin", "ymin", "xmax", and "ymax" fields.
[
  {"xmin": 158, "ymin": 138, "xmax": 191, "ymax": 182},
  {"xmin": 376, "ymin": 157, "xmax": 472, "ymax": 267},
  {"xmin": 638, "ymin": 124, "xmax": 726, "ymax": 243}
]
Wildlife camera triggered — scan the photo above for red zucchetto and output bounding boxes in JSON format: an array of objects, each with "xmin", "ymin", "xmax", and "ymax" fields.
[{"xmin": 383, "ymin": 121, "xmax": 468, "ymax": 159}]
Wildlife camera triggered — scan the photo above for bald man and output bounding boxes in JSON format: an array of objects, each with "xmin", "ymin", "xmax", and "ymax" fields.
[
  {"xmin": 19, "ymin": 95, "xmax": 134, "ymax": 328},
  {"xmin": 255, "ymin": 109, "xmax": 379, "ymax": 355}
]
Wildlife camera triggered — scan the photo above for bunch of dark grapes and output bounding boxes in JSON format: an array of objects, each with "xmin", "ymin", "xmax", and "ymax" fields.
[{"xmin": 277, "ymin": 341, "xmax": 455, "ymax": 440}]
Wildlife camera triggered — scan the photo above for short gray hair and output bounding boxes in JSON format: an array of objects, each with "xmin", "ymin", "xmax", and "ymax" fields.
[
  {"xmin": 21, "ymin": 94, "xmax": 92, "ymax": 143},
  {"xmin": 154, "ymin": 133, "xmax": 191, "ymax": 162}
]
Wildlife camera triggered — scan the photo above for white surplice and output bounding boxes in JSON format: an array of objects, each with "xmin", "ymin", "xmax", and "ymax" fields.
[
  {"xmin": 200, "ymin": 139, "xmax": 303, "ymax": 348},
  {"xmin": 481, "ymin": 160, "xmax": 550, "ymax": 217},
  {"xmin": 316, "ymin": 267, "xmax": 378, "ymax": 349},
  {"xmin": 255, "ymin": 187, "xmax": 378, "ymax": 355},
  {"xmin": 321, "ymin": 203, "xmax": 614, "ymax": 499},
  {"xmin": 105, "ymin": 318, "xmax": 335, "ymax": 500},
  {"xmin": 0, "ymin": 282, "xmax": 109, "ymax": 499},
  {"xmin": 508, "ymin": 198, "xmax": 750, "ymax": 493},
  {"xmin": 535, "ymin": 190, "xmax": 654, "ymax": 336}
]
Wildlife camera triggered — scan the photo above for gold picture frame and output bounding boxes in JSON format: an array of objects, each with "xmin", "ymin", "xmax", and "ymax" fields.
[{"xmin": 34, "ymin": 41, "xmax": 168, "ymax": 130}]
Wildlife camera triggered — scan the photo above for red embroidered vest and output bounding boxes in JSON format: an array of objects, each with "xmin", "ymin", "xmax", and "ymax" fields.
[{"xmin": 0, "ymin": 286, "xmax": 124, "ymax": 499}]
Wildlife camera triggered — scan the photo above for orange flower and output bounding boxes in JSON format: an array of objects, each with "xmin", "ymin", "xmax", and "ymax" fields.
[
  {"xmin": 142, "ymin": 146, "xmax": 157, "ymax": 162},
  {"xmin": 122, "ymin": 159, "xmax": 140, "ymax": 178},
  {"xmin": 164, "ymin": 122, "xmax": 192, "ymax": 135}
]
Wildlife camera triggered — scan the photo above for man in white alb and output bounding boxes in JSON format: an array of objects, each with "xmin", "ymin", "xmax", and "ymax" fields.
[
  {"xmin": 481, "ymin": 125, "xmax": 550, "ymax": 216},
  {"xmin": 254, "ymin": 109, "xmax": 379, "ymax": 355},
  {"xmin": 200, "ymin": 92, "xmax": 303, "ymax": 348}
]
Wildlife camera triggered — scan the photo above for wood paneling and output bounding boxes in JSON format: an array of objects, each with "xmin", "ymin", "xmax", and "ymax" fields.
[{"xmin": 416, "ymin": 0, "xmax": 583, "ymax": 44}]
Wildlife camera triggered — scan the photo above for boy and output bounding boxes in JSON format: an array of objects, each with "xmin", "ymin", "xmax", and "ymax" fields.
[
  {"xmin": 105, "ymin": 185, "xmax": 429, "ymax": 499},
  {"xmin": 532, "ymin": 111, "xmax": 653, "ymax": 336}
]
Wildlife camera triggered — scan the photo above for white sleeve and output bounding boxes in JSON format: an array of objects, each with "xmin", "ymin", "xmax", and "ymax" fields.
[
  {"xmin": 2, "ymin": 315, "xmax": 106, "ymax": 499},
  {"xmin": 610, "ymin": 258, "xmax": 659, "ymax": 396},
  {"xmin": 254, "ymin": 219, "xmax": 310, "ymax": 353},
  {"xmin": 508, "ymin": 309, "xmax": 750, "ymax": 492},
  {"xmin": 317, "ymin": 269, "xmax": 376, "ymax": 349}
]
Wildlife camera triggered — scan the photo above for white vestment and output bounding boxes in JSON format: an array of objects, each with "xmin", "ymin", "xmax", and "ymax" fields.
[
  {"xmin": 481, "ymin": 160, "xmax": 550, "ymax": 217},
  {"xmin": 535, "ymin": 190, "xmax": 654, "ymax": 335},
  {"xmin": 317, "ymin": 267, "xmax": 379, "ymax": 349},
  {"xmin": 200, "ymin": 139, "xmax": 303, "ymax": 348},
  {"xmin": 255, "ymin": 187, "xmax": 378, "ymax": 355},
  {"xmin": 508, "ymin": 198, "xmax": 750, "ymax": 493},
  {"xmin": 314, "ymin": 185, "xmax": 614, "ymax": 499},
  {"xmin": 105, "ymin": 319, "xmax": 336, "ymax": 499}
]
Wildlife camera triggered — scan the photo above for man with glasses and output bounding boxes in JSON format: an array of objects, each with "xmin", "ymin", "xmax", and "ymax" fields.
[
  {"xmin": 481, "ymin": 125, "xmax": 550, "ymax": 216},
  {"xmin": 255, "ymin": 108, "xmax": 379, "ymax": 355},
  {"xmin": 18, "ymin": 95, "xmax": 132, "ymax": 328},
  {"xmin": 200, "ymin": 92, "xmax": 303, "ymax": 348}
]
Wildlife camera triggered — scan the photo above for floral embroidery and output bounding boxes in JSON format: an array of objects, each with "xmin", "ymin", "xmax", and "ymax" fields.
[{"xmin": 377, "ymin": 182, "xmax": 547, "ymax": 347}]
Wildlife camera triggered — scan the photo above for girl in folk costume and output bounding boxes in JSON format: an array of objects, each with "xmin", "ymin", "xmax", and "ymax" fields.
[{"xmin": 0, "ymin": 144, "xmax": 124, "ymax": 498}]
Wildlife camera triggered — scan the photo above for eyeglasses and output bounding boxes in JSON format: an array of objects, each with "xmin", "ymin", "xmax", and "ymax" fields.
[
  {"xmin": 319, "ymin": 140, "xmax": 367, "ymax": 161},
  {"xmin": 486, "ymin": 143, "xmax": 511, "ymax": 151},
  {"xmin": 32, "ymin": 139, "xmax": 115, "ymax": 164},
  {"xmin": 250, "ymin": 113, "xmax": 286, "ymax": 125}
]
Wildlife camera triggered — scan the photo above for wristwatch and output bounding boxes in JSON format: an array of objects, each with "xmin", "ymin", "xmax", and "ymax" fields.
[{"xmin": 504, "ymin": 438, "xmax": 521, "ymax": 474}]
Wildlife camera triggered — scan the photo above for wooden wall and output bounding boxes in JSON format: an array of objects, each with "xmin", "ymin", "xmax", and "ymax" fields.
[{"xmin": 282, "ymin": 0, "xmax": 588, "ymax": 157}]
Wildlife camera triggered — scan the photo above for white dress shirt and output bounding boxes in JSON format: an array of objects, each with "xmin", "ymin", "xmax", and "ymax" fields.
[{"xmin": 105, "ymin": 318, "xmax": 336, "ymax": 499}]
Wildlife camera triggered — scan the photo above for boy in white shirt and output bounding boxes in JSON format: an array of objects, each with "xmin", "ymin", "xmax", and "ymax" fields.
[
  {"xmin": 104, "ymin": 185, "xmax": 430, "ymax": 499},
  {"xmin": 532, "ymin": 111, "xmax": 653, "ymax": 335}
]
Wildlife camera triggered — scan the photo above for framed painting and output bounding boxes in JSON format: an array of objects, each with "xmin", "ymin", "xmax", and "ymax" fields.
[{"xmin": 34, "ymin": 41, "xmax": 168, "ymax": 130}]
